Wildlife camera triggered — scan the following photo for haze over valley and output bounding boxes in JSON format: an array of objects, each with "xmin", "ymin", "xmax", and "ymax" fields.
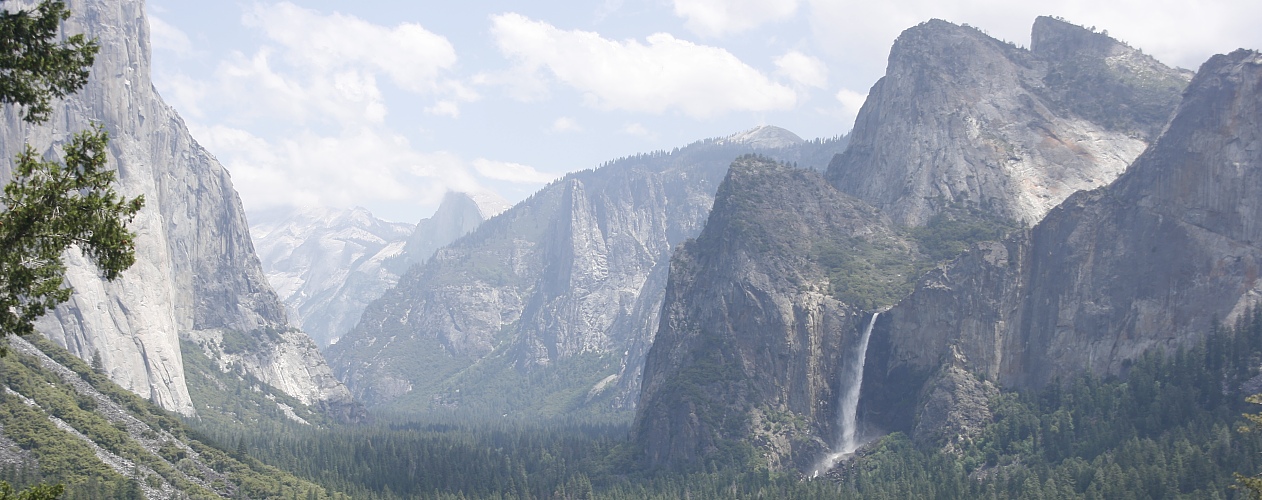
[{"xmin": 0, "ymin": 0, "xmax": 1261, "ymax": 498}]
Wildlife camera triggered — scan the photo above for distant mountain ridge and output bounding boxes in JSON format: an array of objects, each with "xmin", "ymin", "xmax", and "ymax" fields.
[
  {"xmin": 328, "ymin": 127, "xmax": 849, "ymax": 418},
  {"xmin": 250, "ymin": 191, "xmax": 508, "ymax": 348}
]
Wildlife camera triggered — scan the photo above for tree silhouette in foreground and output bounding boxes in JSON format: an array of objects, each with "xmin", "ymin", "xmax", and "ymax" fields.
[
  {"xmin": 0, "ymin": 0, "xmax": 141, "ymax": 345},
  {"xmin": 0, "ymin": 1, "xmax": 142, "ymax": 498}
]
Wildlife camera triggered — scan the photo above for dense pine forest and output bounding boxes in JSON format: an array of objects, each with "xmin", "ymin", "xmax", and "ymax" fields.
[{"xmin": 160, "ymin": 309, "xmax": 1262, "ymax": 499}]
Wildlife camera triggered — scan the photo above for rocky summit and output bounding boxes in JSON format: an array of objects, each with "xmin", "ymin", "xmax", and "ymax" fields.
[
  {"xmin": 251, "ymin": 206, "xmax": 414, "ymax": 348},
  {"xmin": 878, "ymin": 48, "xmax": 1262, "ymax": 401},
  {"xmin": 827, "ymin": 17, "xmax": 1189, "ymax": 227}
]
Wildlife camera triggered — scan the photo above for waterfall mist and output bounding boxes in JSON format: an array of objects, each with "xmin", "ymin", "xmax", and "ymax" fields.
[{"xmin": 812, "ymin": 312, "xmax": 878, "ymax": 477}]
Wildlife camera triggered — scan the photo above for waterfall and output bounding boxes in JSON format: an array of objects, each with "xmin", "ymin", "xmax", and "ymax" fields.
[
  {"xmin": 813, "ymin": 312, "xmax": 879, "ymax": 477},
  {"xmin": 839, "ymin": 311, "xmax": 877, "ymax": 454}
]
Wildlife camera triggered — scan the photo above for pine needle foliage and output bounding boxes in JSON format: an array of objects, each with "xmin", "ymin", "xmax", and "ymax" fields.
[
  {"xmin": 0, "ymin": 0, "xmax": 141, "ymax": 345},
  {"xmin": 0, "ymin": 127, "xmax": 142, "ymax": 341},
  {"xmin": 0, "ymin": 0, "xmax": 97, "ymax": 123}
]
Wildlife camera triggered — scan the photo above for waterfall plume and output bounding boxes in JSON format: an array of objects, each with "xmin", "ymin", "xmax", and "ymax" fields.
[{"xmin": 813, "ymin": 312, "xmax": 879, "ymax": 477}]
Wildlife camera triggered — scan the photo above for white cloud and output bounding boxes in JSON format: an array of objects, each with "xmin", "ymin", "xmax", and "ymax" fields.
[
  {"xmin": 623, "ymin": 123, "xmax": 652, "ymax": 137},
  {"xmin": 673, "ymin": 0, "xmax": 799, "ymax": 37},
  {"xmin": 193, "ymin": 124, "xmax": 484, "ymax": 214},
  {"xmin": 161, "ymin": 3, "xmax": 495, "ymax": 220},
  {"xmin": 834, "ymin": 88, "xmax": 867, "ymax": 129},
  {"xmin": 551, "ymin": 117, "xmax": 582, "ymax": 133},
  {"xmin": 201, "ymin": 2, "xmax": 478, "ymax": 130},
  {"xmin": 244, "ymin": 2, "xmax": 459, "ymax": 94},
  {"xmin": 775, "ymin": 50, "xmax": 827, "ymax": 88},
  {"xmin": 154, "ymin": 72, "xmax": 207, "ymax": 119},
  {"xmin": 425, "ymin": 100, "xmax": 461, "ymax": 118},
  {"xmin": 148, "ymin": 14, "xmax": 193, "ymax": 56},
  {"xmin": 490, "ymin": 13, "xmax": 797, "ymax": 119},
  {"xmin": 211, "ymin": 49, "xmax": 387, "ymax": 128},
  {"xmin": 472, "ymin": 159, "xmax": 557, "ymax": 184}
]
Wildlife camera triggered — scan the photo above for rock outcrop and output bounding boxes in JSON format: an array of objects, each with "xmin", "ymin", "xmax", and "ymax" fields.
[
  {"xmin": 328, "ymin": 129, "xmax": 848, "ymax": 415},
  {"xmin": 251, "ymin": 192, "xmax": 508, "ymax": 348},
  {"xmin": 399, "ymin": 191, "xmax": 510, "ymax": 270},
  {"xmin": 880, "ymin": 49, "xmax": 1262, "ymax": 391},
  {"xmin": 632, "ymin": 17, "xmax": 1199, "ymax": 471},
  {"xmin": 634, "ymin": 157, "xmax": 912, "ymax": 471},
  {"xmin": 827, "ymin": 17, "xmax": 1189, "ymax": 226},
  {"xmin": 909, "ymin": 346, "xmax": 998, "ymax": 452},
  {"xmin": 0, "ymin": 0, "xmax": 350, "ymax": 416}
]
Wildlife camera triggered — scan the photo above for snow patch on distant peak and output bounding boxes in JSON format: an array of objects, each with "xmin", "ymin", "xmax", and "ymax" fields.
[{"xmin": 720, "ymin": 125, "xmax": 804, "ymax": 149}]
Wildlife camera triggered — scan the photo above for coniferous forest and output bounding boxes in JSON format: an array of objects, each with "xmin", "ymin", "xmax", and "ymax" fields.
[
  {"xmin": 148, "ymin": 309, "xmax": 1262, "ymax": 499},
  {"xmin": 3, "ymin": 1, "xmax": 1262, "ymax": 498}
]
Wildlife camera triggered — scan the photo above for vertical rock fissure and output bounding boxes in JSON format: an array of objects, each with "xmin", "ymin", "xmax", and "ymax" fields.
[{"xmin": 814, "ymin": 311, "xmax": 878, "ymax": 476}]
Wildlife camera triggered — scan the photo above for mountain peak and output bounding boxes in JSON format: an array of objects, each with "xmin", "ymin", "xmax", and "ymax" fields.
[
  {"xmin": 827, "ymin": 16, "xmax": 1187, "ymax": 227},
  {"xmin": 720, "ymin": 125, "xmax": 804, "ymax": 149},
  {"xmin": 1030, "ymin": 16, "xmax": 1128, "ymax": 59},
  {"xmin": 885, "ymin": 19, "xmax": 1006, "ymax": 69},
  {"xmin": 445, "ymin": 190, "xmax": 511, "ymax": 220}
]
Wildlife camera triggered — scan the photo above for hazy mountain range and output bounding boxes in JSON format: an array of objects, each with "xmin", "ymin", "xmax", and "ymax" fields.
[
  {"xmin": 2, "ymin": 0, "xmax": 1261, "ymax": 495},
  {"xmin": 249, "ymin": 191, "xmax": 509, "ymax": 348}
]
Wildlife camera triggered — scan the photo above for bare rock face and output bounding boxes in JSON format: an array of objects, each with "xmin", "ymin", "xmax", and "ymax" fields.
[
  {"xmin": 251, "ymin": 207, "xmax": 415, "ymax": 348},
  {"xmin": 827, "ymin": 17, "xmax": 1189, "ymax": 227},
  {"xmin": 910, "ymin": 346, "xmax": 998, "ymax": 453},
  {"xmin": 181, "ymin": 327, "xmax": 351, "ymax": 408},
  {"xmin": 328, "ymin": 131, "xmax": 848, "ymax": 414},
  {"xmin": 880, "ymin": 50, "xmax": 1262, "ymax": 394},
  {"xmin": 631, "ymin": 17, "xmax": 1200, "ymax": 473},
  {"xmin": 251, "ymin": 192, "xmax": 507, "ymax": 349},
  {"xmin": 634, "ymin": 157, "xmax": 911, "ymax": 471},
  {"xmin": 400, "ymin": 191, "xmax": 510, "ymax": 270},
  {"xmin": 0, "ymin": 0, "xmax": 350, "ymax": 416}
]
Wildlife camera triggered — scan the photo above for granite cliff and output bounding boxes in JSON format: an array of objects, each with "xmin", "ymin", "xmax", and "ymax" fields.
[
  {"xmin": 827, "ymin": 17, "xmax": 1188, "ymax": 226},
  {"xmin": 328, "ymin": 128, "xmax": 848, "ymax": 416},
  {"xmin": 877, "ymin": 48, "xmax": 1262, "ymax": 401},
  {"xmin": 249, "ymin": 191, "xmax": 507, "ymax": 348},
  {"xmin": 634, "ymin": 157, "xmax": 913, "ymax": 471},
  {"xmin": 633, "ymin": 17, "xmax": 1195, "ymax": 471},
  {"xmin": 0, "ymin": 0, "xmax": 351, "ymax": 417}
]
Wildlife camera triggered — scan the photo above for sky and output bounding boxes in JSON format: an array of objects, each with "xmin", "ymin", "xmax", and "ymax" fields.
[{"xmin": 145, "ymin": 0, "xmax": 1262, "ymax": 224}]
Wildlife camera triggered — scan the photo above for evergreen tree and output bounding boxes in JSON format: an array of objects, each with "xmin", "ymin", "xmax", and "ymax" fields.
[
  {"xmin": 0, "ymin": 2, "xmax": 138, "ymax": 498},
  {"xmin": 0, "ymin": 482, "xmax": 61, "ymax": 500},
  {"xmin": 0, "ymin": 0, "xmax": 97, "ymax": 123},
  {"xmin": 1236, "ymin": 394, "xmax": 1262, "ymax": 498},
  {"xmin": 0, "ymin": 0, "xmax": 141, "ymax": 346}
]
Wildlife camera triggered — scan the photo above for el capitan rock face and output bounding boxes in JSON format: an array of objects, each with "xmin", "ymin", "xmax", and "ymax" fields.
[{"xmin": 0, "ymin": 0, "xmax": 350, "ymax": 416}]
